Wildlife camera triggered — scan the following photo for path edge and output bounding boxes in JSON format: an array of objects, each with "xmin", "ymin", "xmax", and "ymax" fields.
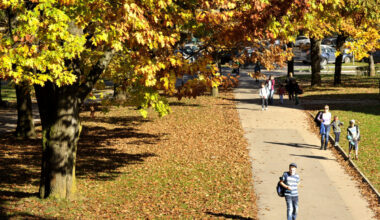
[{"xmin": 308, "ymin": 112, "xmax": 380, "ymax": 204}]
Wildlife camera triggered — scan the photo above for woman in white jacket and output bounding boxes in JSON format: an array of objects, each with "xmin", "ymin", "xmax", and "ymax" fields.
[{"xmin": 259, "ymin": 82, "xmax": 269, "ymax": 110}]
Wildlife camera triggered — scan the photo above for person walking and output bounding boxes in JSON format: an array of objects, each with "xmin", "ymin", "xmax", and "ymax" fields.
[
  {"xmin": 259, "ymin": 82, "xmax": 268, "ymax": 110},
  {"xmin": 347, "ymin": 119, "xmax": 360, "ymax": 160},
  {"xmin": 331, "ymin": 116, "xmax": 344, "ymax": 147},
  {"xmin": 285, "ymin": 72, "xmax": 295, "ymax": 101},
  {"xmin": 318, "ymin": 105, "xmax": 332, "ymax": 150},
  {"xmin": 266, "ymin": 75, "xmax": 275, "ymax": 105},
  {"xmin": 277, "ymin": 83, "xmax": 286, "ymax": 104},
  {"xmin": 254, "ymin": 61, "xmax": 261, "ymax": 83},
  {"xmin": 280, "ymin": 163, "xmax": 300, "ymax": 220}
]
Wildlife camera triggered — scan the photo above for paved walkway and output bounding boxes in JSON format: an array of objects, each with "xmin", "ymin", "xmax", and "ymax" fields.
[{"xmin": 234, "ymin": 71, "xmax": 375, "ymax": 219}]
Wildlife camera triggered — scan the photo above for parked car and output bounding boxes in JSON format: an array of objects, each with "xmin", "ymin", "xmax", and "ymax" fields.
[
  {"xmin": 179, "ymin": 43, "xmax": 200, "ymax": 63},
  {"xmin": 303, "ymin": 45, "xmax": 353, "ymax": 65},
  {"xmin": 361, "ymin": 50, "xmax": 380, "ymax": 63},
  {"xmin": 294, "ymin": 35, "xmax": 310, "ymax": 47}
]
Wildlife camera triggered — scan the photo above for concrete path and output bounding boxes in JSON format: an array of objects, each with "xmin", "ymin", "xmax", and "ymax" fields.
[{"xmin": 234, "ymin": 71, "xmax": 375, "ymax": 219}]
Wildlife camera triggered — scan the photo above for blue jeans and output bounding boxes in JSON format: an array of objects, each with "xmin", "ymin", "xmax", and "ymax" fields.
[
  {"xmin": 321, "ymin": 124, "xmax": 331, "ymax": 149},
  {"xmin": 285, "ymin": 196, "xmax": 299, "ymax": 220},
  {"xmin": 261, "ymin": 98, "xmax": 268, "ymax": 109},
  {"xmin": 334, "ymin": 132, "xmax": 340, "ymax": 143}
]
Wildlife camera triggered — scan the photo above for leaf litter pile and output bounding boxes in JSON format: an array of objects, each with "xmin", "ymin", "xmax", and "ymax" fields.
[{"xmin": 0, "ymin": 91, "xmax": 257, "ymax": 219}]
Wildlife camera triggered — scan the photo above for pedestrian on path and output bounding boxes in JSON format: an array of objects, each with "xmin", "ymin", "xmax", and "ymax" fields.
[
  {"xmin": 266, "ymin": 75, "xmax": 275, "ymax": 105},
  {"xmin": 277, "ymin": 83, "xmax": 286, "ymax": 104},
  {"xmin": 259, "ymin": 82, "xmax": 268, "ymax": 110},
  {"xmin": 347, "ymin": 119, "xmax": 360, "ymax": 160},
  {"xmin": 331, "ymin": 116, "xmax": 344, "ymax": 147},
  {"xmin": 280, "ymin": 163, "xmax": 300, "ymax": 220},
  {"xmin": 254, "ymin": 61, "xmax": 261, "ymax": 83},
  {"xmin": 285, "ymin": 72, "xmax": 295, "ymax": 101},
  {"xmin": 318, "ymin": 105, "xmax": 332, "ymax": 150}
]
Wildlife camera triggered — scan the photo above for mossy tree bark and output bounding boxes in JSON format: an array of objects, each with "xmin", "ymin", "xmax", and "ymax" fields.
[
  {"xmin": 36, "ymin": 52, "xmax": 113, "ymax": 199},
  {"xmin": 310, "ymin": 38, "xmax": 322, "ymax": 87},
  {"xmin": 334, "ymin": 34, "xmax": 347, "ymax": 86},
  {"xmin": 15, "ymin": 83, "xmax": 36, "ymax": 139}
]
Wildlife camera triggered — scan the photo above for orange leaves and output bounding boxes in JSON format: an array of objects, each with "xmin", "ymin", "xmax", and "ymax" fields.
[{"xmin": 58, "ymin": 0, "xmax": 76, "ymax": 5}]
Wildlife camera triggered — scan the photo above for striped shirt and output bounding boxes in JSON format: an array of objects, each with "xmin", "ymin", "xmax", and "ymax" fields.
[{"xmin": 283, "ymin": 172, "xmax": 300, "ymax": 197}]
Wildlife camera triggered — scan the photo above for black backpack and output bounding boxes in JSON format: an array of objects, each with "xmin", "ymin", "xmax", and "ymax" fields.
[
  {"xmin": 276, "ymin": 172, "xmax": 288, "ymax": 197},
  {"xmin": 314, "ymin": 111, "xmax": 323, "ymax": 127}
]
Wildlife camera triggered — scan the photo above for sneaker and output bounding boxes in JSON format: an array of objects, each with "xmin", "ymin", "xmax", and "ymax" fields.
[
  {"xmin": 265, "ymin": 107, "xmax": 268, "ymax": 110},
  {"xmin": 262, "ymin": 108, "xmax": 264, "ymax": 111}
]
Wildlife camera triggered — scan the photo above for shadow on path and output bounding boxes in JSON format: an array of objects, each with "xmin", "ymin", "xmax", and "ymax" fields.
[
  {"xmin": 290, "ymin": 154, "xmax": 335, "ymax": 161},
  {"xmin": 265, "ymin": 141, "xmax": 320, "ymax": 149}
]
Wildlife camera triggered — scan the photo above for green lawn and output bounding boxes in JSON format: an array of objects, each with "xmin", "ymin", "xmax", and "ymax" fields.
[
  {"xmin": 311, "ymin": 105, "xmax": 380, "ymax": 191},
  {"xmin": 0, "ymin": 82, "xmax": 16, "ymax": 102}
]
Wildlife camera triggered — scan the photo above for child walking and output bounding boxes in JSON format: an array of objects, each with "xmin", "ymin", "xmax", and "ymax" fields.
[
  {"xmin": 347, "ymin": 119, "xmax": 360, "ymax": 160},
  {"xmin": 331, "ymin": 116, "xmax": 344, "ymax": 147},
  {"xmin": 277, "ymin": 84, "xmax": 286, "ymax": 104},
  {"xmin": 259, "ymin": 82, "xmax": 268, "ymax": 110}
]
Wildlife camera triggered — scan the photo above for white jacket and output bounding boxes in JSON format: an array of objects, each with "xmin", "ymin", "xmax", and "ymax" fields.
[{"xmin": 259, "ymin": 87, "xmax": 268, "ymax": 98}]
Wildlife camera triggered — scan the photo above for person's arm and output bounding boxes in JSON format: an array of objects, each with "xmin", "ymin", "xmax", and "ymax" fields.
[{"xmin": 279, "ymin": 180, "xmax": 291, "ymax": 190}]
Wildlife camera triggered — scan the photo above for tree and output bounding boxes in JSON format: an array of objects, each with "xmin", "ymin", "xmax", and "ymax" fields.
[
  {"xmin": 15, "ymin": 83, "xmax": 36, "ymax": 139},
  {"xmin": 310, "ymin": 38, "xmax": 322, "ymax": 86},
  {"xmin": 0, "ymin": 0, "xmax": 311, "ymax": 199}
]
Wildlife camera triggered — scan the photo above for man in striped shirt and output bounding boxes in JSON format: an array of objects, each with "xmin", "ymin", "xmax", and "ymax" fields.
[{"xmin": 280, "ymin": 163, "xmax": 300, "ymax": 220}]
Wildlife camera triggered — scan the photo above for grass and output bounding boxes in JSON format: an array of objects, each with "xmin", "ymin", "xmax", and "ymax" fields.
[
  {"xmin": 0, "ymin": 91, "xmax": 257, "ymax": 219},
  {"xmin": 277, "ymin": 74, "xmax": 380, "ymax": 100},
  {"xmin": 0, "ymin": 82, "xmax": 16, "ymax": 102},
  {"xmin": 310, "ymin": 105, "xmax": 380, "ymax": 191}
]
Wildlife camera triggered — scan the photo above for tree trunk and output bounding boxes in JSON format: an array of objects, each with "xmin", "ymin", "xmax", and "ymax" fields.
[
  {"xmin": 0, "ymin": 79, "xmax": 3, "ymax": 105},
  {"xmin": 369, "ymin": 52, "xmax": 375, "ymax": 77},
  {"xmin": 334, "ymin": 34, "xmax": 347, "ymax": 86},
  {"xmin": 35, "ymin": 51, "xmax": 113, "ymax": 199},
  {"xmin": 310, "ymin": 38, "xmax": 322, "ymax": 86},
  {"xmin": 15, "ymin": 83, "xmax": 36, "ymax": 139},
  {"xmin": 35, "ymin": 83, "xmax": 81, "ymax": 199},
  {"xmin": 287, "ymin": 43, "xmax": 294, "ymax": 77}
]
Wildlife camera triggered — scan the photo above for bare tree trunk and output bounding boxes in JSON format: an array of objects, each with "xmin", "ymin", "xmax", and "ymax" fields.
[
  {"xmin": 35, "ymin": 83, "xmax": 80, "ymax": 199},
  {"xmin": 369, "ymin": 52, "xmax": 375, "ymax": 77},
  {"xmin": 287, "ymin": 43, "xmax": 294, "ymax": 77},
  {"xmin": 310, "ymin": 38, "xmax": 322, "ymax": 86},
  {"xmin": 334, "ymin": 34, "xmax": 347, "ymax": 86},
  {"xmin": 0, "ymin": 79, "xmax": 3, "ymax": 105},
  {"xmin": 15, "ymin": 83, "xmax": 36, "ymax": 139},
  {"xmin": 36, "ymin": 52, "xmax": 113, "ymax": 199}
]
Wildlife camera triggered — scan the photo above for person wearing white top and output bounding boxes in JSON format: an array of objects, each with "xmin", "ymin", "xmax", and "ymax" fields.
[
  {"xmin": 318, "ymin": 105, "xmax": 332, "ymax": 150},
  {"xmin": 259, "ymin": 82, "xmax": 268, "ymax": 110}
]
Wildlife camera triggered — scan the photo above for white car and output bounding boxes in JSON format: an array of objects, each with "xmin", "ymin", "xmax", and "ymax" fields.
[{"xmin": 294, "ymin": 36, "xmax": 310, "ymax": 47}]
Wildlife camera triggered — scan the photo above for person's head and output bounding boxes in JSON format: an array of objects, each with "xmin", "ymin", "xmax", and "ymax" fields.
[
  {"xmin": 269, "ymin": 75, "xmax": 273, "ymax": 80},
  {"xmin": 261, "ymin": 82, "xmax": 265, "ymax": 88},
  {"xmin": 349, "ymin": 119, "xmax": 355, "ymax": 127},
  {"xmin": 289, "ymin": 72, "xmax": 293, "ymax": 77},
  {"xmin": 324, "ymin": 105, "xmax": 329, "ymax": 113},
  {"xmin": 334, "ymin": 116, "xmax": 338, "ymax": 121},
  {"xmin": 289, "ymin": 163, "xmax": 297, "ymax": 175}
]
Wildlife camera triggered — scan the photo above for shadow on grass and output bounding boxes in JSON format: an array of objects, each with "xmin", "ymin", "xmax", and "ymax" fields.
[
  {"xmin": 227, "ymin": 95, "xmax": 380, "ymax": 116},
  {"xmin": 0, "ymin": 116, "xmax": 161, "ymax": 217},
  {"xmin": 168, "ymin": 101, "xmax": 203, "ymax": 107},
  {"xmin": 205, "ymin": 211, "xmax": 254, "ymax": 220}
]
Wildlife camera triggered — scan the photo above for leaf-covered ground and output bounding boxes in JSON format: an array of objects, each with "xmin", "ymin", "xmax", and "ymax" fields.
[{"xmin": 0, "ymin": 91, "xmax": 257, "ymax": 219}]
